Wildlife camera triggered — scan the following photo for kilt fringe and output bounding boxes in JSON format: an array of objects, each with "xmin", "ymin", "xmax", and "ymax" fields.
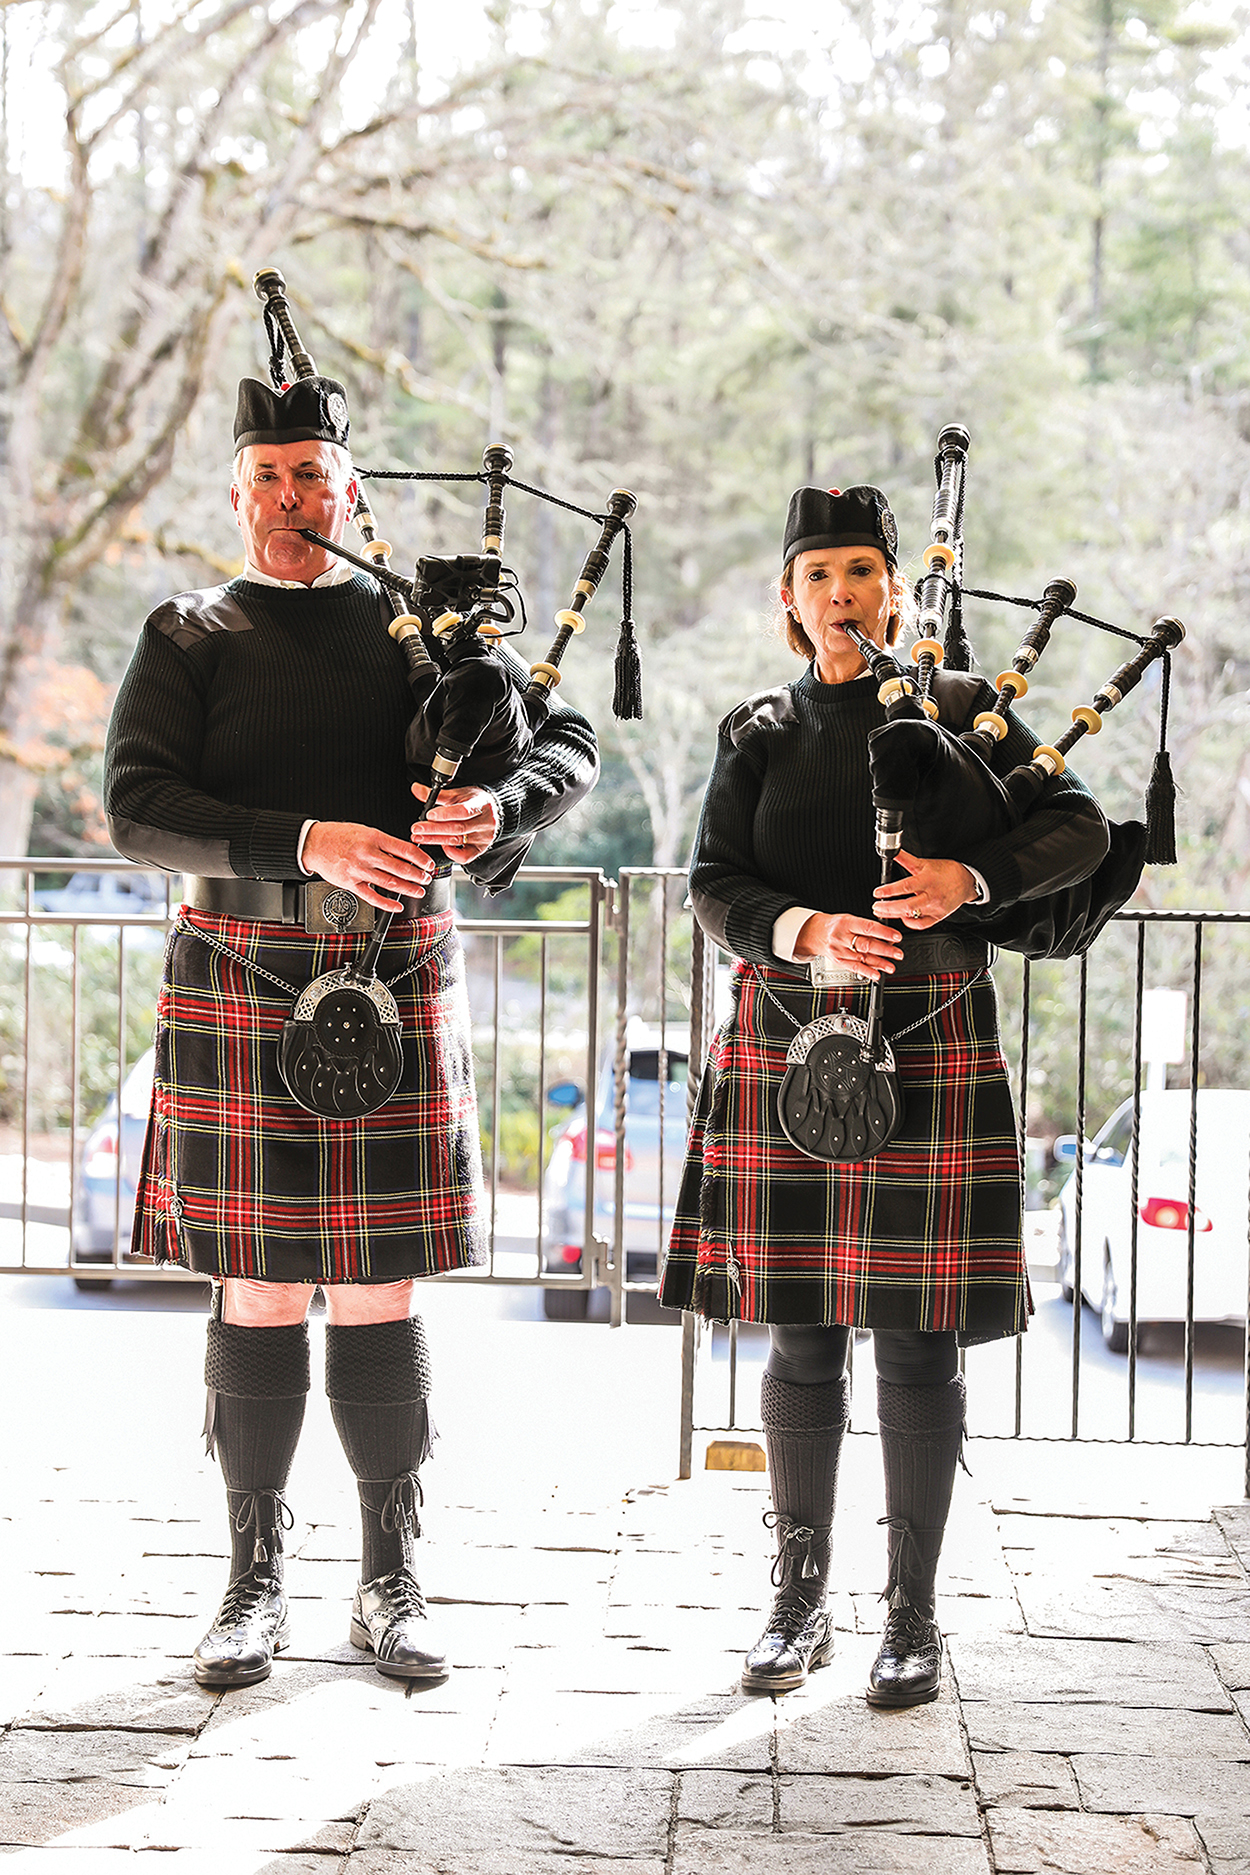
[
  {"xmin": 659, "ymin": 961, "xmax": 1030, "ymax": 1341},
  {"xmin": 133, "ymin": 907, "xmax": 487, "ymax": 1284}
]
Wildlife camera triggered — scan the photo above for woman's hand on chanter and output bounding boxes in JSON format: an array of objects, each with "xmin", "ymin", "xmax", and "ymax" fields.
[
  {"xmin": 874, "ymin": 851, "xmax": 978, "ymax": 930},
  {"xmin": 793, "ymin": 911, "xmax": 905, "ymax": 980}
]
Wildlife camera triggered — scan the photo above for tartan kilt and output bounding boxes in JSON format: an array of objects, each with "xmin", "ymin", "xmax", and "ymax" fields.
[
  {"xmin": 131, "ymin": 907, "xmax": 486, "ymax": 1283},
  {"xmin": 658, "ymin": 960, "xmax": 1029, "ymax": 1339}
]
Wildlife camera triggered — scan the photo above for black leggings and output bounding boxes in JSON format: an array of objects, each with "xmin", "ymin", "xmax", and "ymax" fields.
[{"xmin": 764, "ymin": 1324, "xmax": 959, "ymax": 1389}]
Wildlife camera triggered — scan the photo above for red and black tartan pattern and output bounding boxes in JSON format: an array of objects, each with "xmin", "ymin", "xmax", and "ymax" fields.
[
  {"xmin": 658, "ymin": 962, "xmax": 1030, "ymax": 1337},
  {"xmin": 132, "ymin": 908, "xmax": 486, "ymax": 1283}
]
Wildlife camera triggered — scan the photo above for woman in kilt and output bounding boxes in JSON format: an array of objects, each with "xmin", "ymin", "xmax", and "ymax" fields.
[
  {"xmin": 105, "ymin": 372, "xmax": 597, "ymax": 1691},
  {"xmin": 658, "ymin": 485, "xmax": 1108, "ymax": 1706}
]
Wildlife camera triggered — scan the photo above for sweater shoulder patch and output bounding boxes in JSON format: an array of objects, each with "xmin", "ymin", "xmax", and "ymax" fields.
[
  {"xmin": 724, "ymin": 684, "xmax": 799, "ymax": 748},
  {"xmin": 146, "ymin": 587, "xmax": 253, "ymax": 652}
]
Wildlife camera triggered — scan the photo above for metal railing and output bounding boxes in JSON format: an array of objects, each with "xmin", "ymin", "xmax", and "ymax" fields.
[
  {"xmin": 0, "ymin": 859, "xmax": 617, "ymax": 1305},
  {"xmin": 675, "ymin": 906, "xmax": 1250, "ymax": 1491},
  {"xmin": 4, "ymin": 861, "xmax": 1247, "ymax": 1490}
]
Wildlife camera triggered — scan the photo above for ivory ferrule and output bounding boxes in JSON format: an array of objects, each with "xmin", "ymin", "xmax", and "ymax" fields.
[
  {"xmin": 972, "ymin": 710, "xmax": 1008, "ymax": 741},
  {"xmin": 431, "ymin": 611, "xmax": 462, "ymax": 637},
  {"xmin": 529, "ymin": 661, "xmax": 563, "ymax": 691},
  {"xmin": 922, "ymin": 542, "xmax": 955, "ymax": 571},
  {"xmin": 878, "ymin": 677, "xmax": 915, "ymax": 708},
  {"xmin": 360, "ymin": 539, "xmax": 392, "ymax": 561},
  {"xmin": 995, "ymin": 670, "xmax": 1028, "ymax": 698},
  {"xmin": 553, "ymin": 608, "xmax": 587, "ymax": 634},
  {"xmin": 1032, "ymin": 745, "xmax": 1065, "ymax": 777},
  {"xmin": 1071, "ymin": 706, "xmax": 1102, "ymax": 733}
]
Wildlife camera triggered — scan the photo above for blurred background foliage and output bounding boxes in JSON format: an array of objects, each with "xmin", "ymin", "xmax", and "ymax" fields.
[{"xmin": 2, "ymin": 0, "xmax": 1248, "ymax": 1158}]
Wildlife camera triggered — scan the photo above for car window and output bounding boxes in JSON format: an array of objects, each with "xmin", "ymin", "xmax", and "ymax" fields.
[
  {"xmin": 1093, "ymin": 1107, "xmax": 1135, "ymax": 1166},
  {"xmin": 596, "ymin": 1049, "xmax": 689, "ymax": 1122}
]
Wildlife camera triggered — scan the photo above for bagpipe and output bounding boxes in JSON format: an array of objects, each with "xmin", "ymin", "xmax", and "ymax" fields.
[
  {"xmin": 250, "ymin": 268, "xmax": 640, "ymax": 1118},
  {"xmin": 776, "ymin": 427, "xmax": 1185, "ymax": 1165},
  {"xmin": 847, "ymin": 424, "xmax": 1184, "ymax": 962}
]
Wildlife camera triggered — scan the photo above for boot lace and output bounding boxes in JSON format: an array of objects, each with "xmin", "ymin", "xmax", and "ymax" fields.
[
  {"xmin": 229, "ymin": 1489, "xmax": 294, "ymax": 1574},
  {"xmin": 375, "ymin": 1565, "xmax": 428, "ymax": 1621},
  {"xmin": 764, "ymin": 1510, "xmax": 830, "ymax": 1588},
  {"xmin": 213, "ymin": 1571, "xmax": 285, "ymax": 1629}
]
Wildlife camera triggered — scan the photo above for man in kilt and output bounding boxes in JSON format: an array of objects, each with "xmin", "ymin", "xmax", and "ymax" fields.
[
  {"xmin": 659, "ymin": 485, "xmax": 1108, "ymax": 1707},
  {"xmin": 104, "ymin": 373, "xmax": 598, "ymax": 1688}
]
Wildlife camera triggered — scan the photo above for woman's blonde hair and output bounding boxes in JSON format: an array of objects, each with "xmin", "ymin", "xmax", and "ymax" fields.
[{"xmin": 777, "ymin": 559, "xmax": 918, "ymax": 661}]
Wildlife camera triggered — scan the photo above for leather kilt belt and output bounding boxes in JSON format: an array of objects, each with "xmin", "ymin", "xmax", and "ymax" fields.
[
  {"xmin": 131, "ymin": 903, "xmax": 486, "ymax": 1285},
  {"xmin": 658, "ymin": 956, "xmax": 1029, "ymax": 1343},
  {"xmin": 185, "ymin": 872, "xmax": 453, "ymax": 931}
]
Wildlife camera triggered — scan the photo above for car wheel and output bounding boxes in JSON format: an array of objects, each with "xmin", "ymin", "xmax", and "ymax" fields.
[
  {"xmin": 1100, "ymin": 1255, "xmax": 1128, "ymax": 1354},
  {"xmin": 74, "ymin": 1276, "xmax": 114, "ymax": 1292},
  {"xmin": 1057, "ymin": 1212, "xmax": 1075, "ymax": 1304},
  {"xmin": 543, "ymin": 1286, "xmax": 590, "ymax": 1321}
]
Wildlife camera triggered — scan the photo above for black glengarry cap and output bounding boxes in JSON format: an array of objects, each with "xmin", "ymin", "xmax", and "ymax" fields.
[
  {"xmin": 233, "ymin": 376, "xmax": 351, "ymax": 452},
  {"xmin": 783, "ymin": 485, "xmax": 899, "ymax": 568}
]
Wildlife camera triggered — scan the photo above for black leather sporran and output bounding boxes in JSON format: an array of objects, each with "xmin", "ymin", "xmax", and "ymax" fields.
[
  {"xmin": 278, "ymin": 968, "xmax": 404, "ymax": 1119},
  {"xmin": 776, "ymin": 1010, "xmax": 904, "ymax": 1164}
]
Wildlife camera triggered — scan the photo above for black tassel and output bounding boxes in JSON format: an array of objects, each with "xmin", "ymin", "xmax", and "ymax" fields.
[
  {"xmin": 943, "ymin": 585, "xmax": 973, "ymax": 672},
  {"xmin": 1144, "ymin": 649, "xmax": 1178, "ymax": 865},
  {"xmin": 613, "ymin": 615, "xmax": 643, "ymax": 720},
  {"xmin": 612, "ymin": 526, "xmax": 643, "ymax": 719},
  {"xmin": 1144, "ymin": 750, "xmax": 1178, "ymax": 865}
]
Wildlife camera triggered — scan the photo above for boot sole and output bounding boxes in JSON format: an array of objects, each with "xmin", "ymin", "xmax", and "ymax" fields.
[
  {"xmin": 740, "ymin": 1629, "xmax": 836, "ymax": 1695},
  {"xmin": 193, "ymin": 1627, "xmax": 290, "ymax": 1689},
  {"xmin": 349, "ymin": 1616, "xmax": 448, "ymax": 1680},
  {"xmin": 865, "ymin": 1680, "xmax": 941, "ymax": 1709}
]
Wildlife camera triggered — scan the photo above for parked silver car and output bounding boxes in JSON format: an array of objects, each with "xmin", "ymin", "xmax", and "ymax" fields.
[
  {"xmin": 71, "ymin": 1047, "xmax": 155, "ymax": 1287},
  {"xmin": 1054, "ymin": 1088, "xmax": 1250, "ymax": 1351},
  {"xmin": 540, "ymin": 1020, "xmax": 691, "ymax": 1319}
]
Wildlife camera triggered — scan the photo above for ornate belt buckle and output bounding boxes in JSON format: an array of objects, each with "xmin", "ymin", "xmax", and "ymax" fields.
[{"xmin": 301, "ymin": 883, "xmax": 375, "ymax": 934}]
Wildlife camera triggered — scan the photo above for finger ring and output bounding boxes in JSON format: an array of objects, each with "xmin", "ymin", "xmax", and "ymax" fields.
[
  {"xmin": 850, "ymin": 935, "xmax": 859, "ymax": 953},
  {"xmin": 908, "ymin": 907, "xmax": 922, "ymax": 921}
]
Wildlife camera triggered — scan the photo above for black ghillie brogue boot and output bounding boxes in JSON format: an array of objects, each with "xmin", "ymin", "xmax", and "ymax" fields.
[
  {"xmin": 347, "ymin": 1472, "xmax": 446, "ymax": 1680},
  {"xmin": 193, "ymin": 1488, "xmax": 293, "ymax": 1689},
  {"xmin": 741, "ymin": 1369, "xmax": 850, "ymax": 1695},
  {"xmin": 866, "ymin": 1575, "xmax": 944, "ymax": 1709},
  {"xmin": 866, "ymin": 1373, "xmax": 965, "ymax": 1710},
  {"xmin": 741, "ymin": 1514, "xmax": 835, "ymax": 1693}
]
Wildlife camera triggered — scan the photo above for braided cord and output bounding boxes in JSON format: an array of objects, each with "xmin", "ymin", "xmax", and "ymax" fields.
[{"xmin": 962, "ymin": 587, "xmax": 1144, "ymax": 646}]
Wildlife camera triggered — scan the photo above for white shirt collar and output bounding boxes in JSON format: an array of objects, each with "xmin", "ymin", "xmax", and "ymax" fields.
[{"xmin": 242, "ymin": 554, "xmax": 360, "ymax": 591}]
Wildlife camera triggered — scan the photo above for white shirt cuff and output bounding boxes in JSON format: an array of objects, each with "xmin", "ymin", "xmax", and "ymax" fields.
[
  {"xmin": 296, "ymin": 820, "xmax": 316, "ymax": 875},
  {"xmin": 967, "ymin": 866, "xmax": 990, "ymax": 906},
  {"xmin": 772, "ymin": 904, "xmax": 817, "ymax": 962}
]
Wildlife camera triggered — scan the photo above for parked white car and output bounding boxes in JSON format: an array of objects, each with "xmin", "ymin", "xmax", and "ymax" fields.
[{"xmin": 1054, "ymin": 1089, "xmax": 1250, "ymax": 1351}]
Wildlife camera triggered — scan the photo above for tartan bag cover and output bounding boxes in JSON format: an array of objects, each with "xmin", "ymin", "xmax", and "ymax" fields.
[
  {"xmin": 131, "ymin": 907, "xmax": 487, "ymax": 1282},
  {"xmin": 658, "ymin": 961, "xmax": 1030, "ymax": 1338}
]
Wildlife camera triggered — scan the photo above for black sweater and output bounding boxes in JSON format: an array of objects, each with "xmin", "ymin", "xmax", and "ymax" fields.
[
  {"xmin": 690, "ymin": 664, "xmax": 1110, "ymax": 966},
  {"xmin": 104, "ymin": 575, "xmax": 598, "ymax": 891}
]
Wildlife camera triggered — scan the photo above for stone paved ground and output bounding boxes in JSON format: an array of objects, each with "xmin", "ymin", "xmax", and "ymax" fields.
[{"xmin": 2, "ymin": 1289, "xmax": 1249, "ymax": 1873}]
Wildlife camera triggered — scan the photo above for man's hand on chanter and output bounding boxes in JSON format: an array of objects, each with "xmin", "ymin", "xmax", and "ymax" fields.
[
  {"xmin": 301, "ymin": 821, "xmax": 439, "ymax": 912},
  {"xmin": 410, "ymin": 784, "xmax": 500, "ymax": 863}
]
